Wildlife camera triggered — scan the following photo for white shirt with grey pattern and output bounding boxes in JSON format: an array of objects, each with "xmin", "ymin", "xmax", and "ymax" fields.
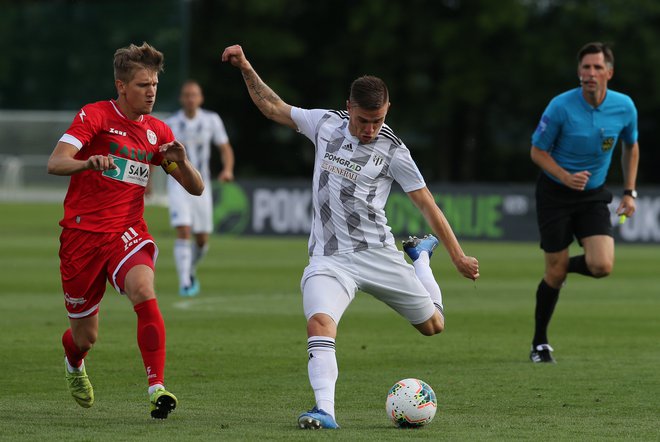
[{"xmin": 291, "ymin": 107, "xmax": 426, "ymax": 256}]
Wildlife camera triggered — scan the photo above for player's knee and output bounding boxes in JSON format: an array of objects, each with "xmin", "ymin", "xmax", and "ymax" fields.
[
  {"xmin": 414, "ymin": 316, "xmax": 444, "ymax": 336},
  {"xmin": 589, "ymin": 261, "xmax": 612, "ymax": 278},
  {"xmin": 307, "ymin": 313, "xmax": 337, "ymax": 337}
]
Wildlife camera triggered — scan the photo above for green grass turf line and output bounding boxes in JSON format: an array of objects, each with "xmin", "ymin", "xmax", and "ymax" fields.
[{"xmin": 0, "ymin": 203, "xmax": 658, "ymax": 441}]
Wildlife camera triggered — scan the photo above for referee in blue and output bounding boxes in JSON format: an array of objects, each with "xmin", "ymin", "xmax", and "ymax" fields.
[{"xmin": 529, "ymin": 42, "xmax": 640, "ymax": 363}]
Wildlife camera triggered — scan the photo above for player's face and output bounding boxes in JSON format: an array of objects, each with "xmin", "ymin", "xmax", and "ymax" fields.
[
  {"xmin": 116, "ymin": 68, "xmax": 159, "ymax": 119},
  {"xmin": 180, "ymin": 83, "xmax": 203, "ymax": 115},
  {"xmin": 347, "ymin": 101, "xmax": 390, "ymax": 144},
  {"xmin": 578, "ymin": 52, "xmax": 613, "ymax": 95}
]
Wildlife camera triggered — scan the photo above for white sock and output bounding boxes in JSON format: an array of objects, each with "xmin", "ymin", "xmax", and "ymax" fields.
[
  {"xmin": 413, "ymin": 252, "xmax": 444, "ymax": 313},
  {"xmin": 191, "ymin": 242, "xmax": 209, "ymax": 275},
  {"xmin": 307, "ymin": 336, "xmax": 337, "ymax": 419},
  {"xmin": 174, "ymin": 239, "xmax": 193, "ymax": 288},
  {"xmin": 65, "ymin": 357, "xmax": 84, "ymax": 373},
  {"xmin": 148, "ymin": 383, "xmax": 164, "ymax": 396}
]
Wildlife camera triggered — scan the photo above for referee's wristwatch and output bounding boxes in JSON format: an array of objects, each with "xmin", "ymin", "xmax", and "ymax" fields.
[{"xmin": 623, "ymin": 189, "xmax": 638, "ymax": 199}]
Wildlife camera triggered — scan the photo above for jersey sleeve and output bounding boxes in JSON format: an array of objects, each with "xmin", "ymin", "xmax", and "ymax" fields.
[
  {"xmin": 211, "ymin": 113, "xmax": 230, "ymax": 145},
  {"xmin": 150, "ymin": 121, "xmax": 176, "ymax": 166},
  {"xmin": 620, "ymin": 98, "xmax": 638, "ymax": 145},
  {"xmin": 531, "ymin": 99, "xmax": 562, "ymax": 151},
  {"xmin": 291, "ymin": 107, "xmax": 329, "ymax": 142},
  {"xmin": 388, "ymin": 144, "xmax": 426, "ymax": 192},
  {"xmin": 60, "ymin": 104, "xmax": 104, "ymax": 149}
]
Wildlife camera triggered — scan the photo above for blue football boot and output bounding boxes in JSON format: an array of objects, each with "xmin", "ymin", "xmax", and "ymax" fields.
[
  {"xmin": 402, "ymin": 234, "xmax": 439, "ymax": 262},
  {"xmin": 298, "ymin": 406, "xmax": 340, "ymax": 429}
]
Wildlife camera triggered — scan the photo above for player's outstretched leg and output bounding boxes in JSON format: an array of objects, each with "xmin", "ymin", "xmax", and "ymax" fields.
[
  {"xmin": 298, "ymin": 406, "xmax": 340, "ymax": 429},
  {"xmin": 150, "ymin": 387, "xmax": 178, "ymax": 419},
  {"xmin": 64, "ymin": 358, "xmax": 94, "ymax": 408},
  {"xmin": 402, "ymin": 234, "xmax": 439, "ymax": 262}
]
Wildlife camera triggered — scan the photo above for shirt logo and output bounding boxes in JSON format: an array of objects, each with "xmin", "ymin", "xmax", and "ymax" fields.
[
  {"xmin": 601, "ymin": 137, "xmax": 615, "ymax": 151},
  {"xmin": 146, "ymin": 129, "xmax": 157, "ymax": 145},
  {"xmin": 102, "ymin": 154, "xmax": 150, "ymax": 187},
  {"xmin": 78, "ymin": 109, "xmax": 86, "ymax": 123},
  {"xmin": 341, "ymin": 143, "xmax": 354, "ymax": 152},
  {"xmin": 109, "ymin": 127, "xmax": 127, "ymax": 136},
  {"xmin": 535, "ymin": 115, "xmax": 549, "ymax": 134},
  {"xmin": 373, "ymin": 155, "xmax": 384, "ymax": 166}
]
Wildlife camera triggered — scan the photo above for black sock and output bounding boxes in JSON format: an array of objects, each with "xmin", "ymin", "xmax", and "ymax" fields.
[
  {"xmin": 567, "ymin": 255, "xmax": 594, "ymax": 277},
  {"xmin": 532, "ymin": 279, "xmax": 560, "ymax": 347}
]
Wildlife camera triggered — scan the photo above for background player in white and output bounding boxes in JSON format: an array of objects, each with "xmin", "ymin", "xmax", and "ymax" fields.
[
  {"xmin": 222, "ymin": 44, "xmax": 479, "ymax": 429},
  {"xmin": 166, "ymin": 80, "xmax": 235, "ymax": 296}
]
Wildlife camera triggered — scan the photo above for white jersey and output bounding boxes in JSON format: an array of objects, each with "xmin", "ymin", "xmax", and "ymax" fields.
[
  {"xmin": 166, "ymin": 109, "xmax": 229, "ymax": 182},
  {"xmin": 291, "ymin": 107, "xmax": 426, "ymax": 256}
]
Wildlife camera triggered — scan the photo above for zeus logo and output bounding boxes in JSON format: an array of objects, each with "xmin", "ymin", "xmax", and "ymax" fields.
[
  {"xmin": 109, "ymin": 128, "xmax": 127, "ymax": 136},
  {"xmin": 78, "ymin": 109, "xmax": 86, "ymax": 123}
]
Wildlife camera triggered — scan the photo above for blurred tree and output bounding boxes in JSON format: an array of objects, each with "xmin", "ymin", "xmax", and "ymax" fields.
[{"xmin": 2, "ymin": 0, "xmax": 659, "ymax": 184}]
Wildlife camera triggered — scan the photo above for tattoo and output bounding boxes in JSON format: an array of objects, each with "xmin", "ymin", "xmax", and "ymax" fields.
[{"xmin": 242, "ymin": 70, "xmax": 280, "ymax": 105}]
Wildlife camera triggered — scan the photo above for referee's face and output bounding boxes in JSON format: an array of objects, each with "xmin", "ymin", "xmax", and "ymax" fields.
[
  {"xmin": 347, "ymin": 101, "xmax": 390, "ymax": 144},
  {"xmin": 578, "ymin": 52, "xmax": 613, "ymax": 96}
]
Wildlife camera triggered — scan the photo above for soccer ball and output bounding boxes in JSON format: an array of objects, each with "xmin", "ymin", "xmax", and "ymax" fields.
[{"xmin": 385, "ymin": 378, "xmax": 437, "ymax": 428}]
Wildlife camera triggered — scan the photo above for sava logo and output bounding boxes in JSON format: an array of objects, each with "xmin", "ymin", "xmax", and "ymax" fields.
[{"xmin": 102, "ymin": 154, "xmax": 150, "ymax": 187}]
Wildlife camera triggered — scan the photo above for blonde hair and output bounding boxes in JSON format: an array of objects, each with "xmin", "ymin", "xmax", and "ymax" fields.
[{"xmin": 113, "ymin": 42, "xmax": 164, "ymax": 83}]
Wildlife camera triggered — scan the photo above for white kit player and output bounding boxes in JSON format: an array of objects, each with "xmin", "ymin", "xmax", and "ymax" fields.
[
  {"xmin": 222, "ymin": 44, "xmax": 479, "ymax": 429},
  {"xmin": 166, "ymin": 80, "xmax": 235, "ymax": 296}
]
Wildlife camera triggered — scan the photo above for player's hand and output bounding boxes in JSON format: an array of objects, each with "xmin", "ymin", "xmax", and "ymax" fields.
[
  {"xmin": 221, "ymin": 44, "xmax": 250, "ymax": 70},
  {"xmin": 454, "ymin": 255, "xmax": 480, "ymax": 281},
  {"xmin": 86, "ymin": 155, "xmax": 117, "ymax": 171},
  {"xmin": 616, "ymin": 196, "xmax": 636, "ymax": 218},
  {"xmin": 218, "ymin": 169, "xmax": 234, "ymax": 182},
  {"xmin": 563, "ymin": 170, "xmax": 591, "ymax": 191},
  {"xmin": 159, "ymin": 140, "xmax": 187, "ymax": 163}
]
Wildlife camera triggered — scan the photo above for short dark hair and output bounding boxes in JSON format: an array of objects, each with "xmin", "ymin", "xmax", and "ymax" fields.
[
  {"xmin": 349, "ymin": 75, "xmax": 389, "ymax": 110},
  {"xmin": 578, "ymin": 42, "xmax": 614, "ymax": 68},
  {"xmin": 113, "ymin": 42, "xmax": 164, "ymax": 83}
]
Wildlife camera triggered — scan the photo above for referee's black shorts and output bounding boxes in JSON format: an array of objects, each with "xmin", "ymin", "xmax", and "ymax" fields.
[{"xmin": 535, "ymin": 173, "xmax": 613, "ymax": 253}]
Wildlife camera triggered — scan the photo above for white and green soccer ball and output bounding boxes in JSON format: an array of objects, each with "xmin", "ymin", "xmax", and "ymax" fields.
[{"xmin": 385, "ymin": 378, "xmax": 437, "ymax": 428}]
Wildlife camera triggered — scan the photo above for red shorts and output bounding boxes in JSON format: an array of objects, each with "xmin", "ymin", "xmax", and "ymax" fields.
[{"xmin": 59, "ymin": 220, "xmax": 158, "ymax": 319}]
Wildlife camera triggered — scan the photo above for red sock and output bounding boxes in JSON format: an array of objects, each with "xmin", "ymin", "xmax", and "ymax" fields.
[
  {"xmin": 134, "ymin": 298, "xmax": 166, "ymax": 387},
  {"xmin": 62, "ymin": 328, "xmax": 87, "ymax": 369}
]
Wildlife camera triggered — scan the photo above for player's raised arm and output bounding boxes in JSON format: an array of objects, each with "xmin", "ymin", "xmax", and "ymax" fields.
[{"xmin": 221, "ymin": 44, "xmax": 296, "ymax": 130}]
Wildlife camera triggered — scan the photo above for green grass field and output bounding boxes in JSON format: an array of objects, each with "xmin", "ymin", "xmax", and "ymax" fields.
[{"xmin": 0, "ymin": 202, "xmax": 658, "ymax": 441}]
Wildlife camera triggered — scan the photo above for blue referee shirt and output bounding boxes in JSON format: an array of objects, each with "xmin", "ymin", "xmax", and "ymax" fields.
[{"xmin": 532, "ymin": 87, "xmax": 638, "ymax": 190}]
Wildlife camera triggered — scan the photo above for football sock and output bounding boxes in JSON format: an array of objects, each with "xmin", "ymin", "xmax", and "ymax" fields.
[
  {"xmin": 567, "ymin": 255, "xmax": 595, "ymax": 277},
  {"xmin": 191, "ymin": 242, "xmax": 209, "ymax": 272},
  {"xmin": 307, "ymin": 336, "xmax": 337, "ymax": 419},
  {"xmin": 148, "ymin": 383, "xmax": 164, "ymax": 396},
  {"xmin": 174, "ymin": 239, "xmax": 193, "ymax": 288},
  {"xmin": 412, "ymin": 252, "xmax": 444, "ymax": 312},
  {"xmin": 532, "ymin": 279, "xmax": 560, "ymax": 347},
  {"xmin": 134, "ymin": 298, "xmax": 166, "ymax": 387},
  {"xmin": 62, "ymin": 328, "xmax": 87, "ymax": 370}
]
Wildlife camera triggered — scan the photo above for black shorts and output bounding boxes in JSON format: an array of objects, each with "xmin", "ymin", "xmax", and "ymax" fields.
[{"xmin": 535, "ymin": 173, "xmax": 613, "ymax": 253}]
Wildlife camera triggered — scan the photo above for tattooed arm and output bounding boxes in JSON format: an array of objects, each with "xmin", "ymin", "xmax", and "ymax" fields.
[{"xmin": 221, "ymin": 44, "xmax": 296, "ymax": 129}]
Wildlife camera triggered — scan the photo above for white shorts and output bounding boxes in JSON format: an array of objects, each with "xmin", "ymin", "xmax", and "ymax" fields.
[
  {"xmin": 301, "ymin": 245, "xmax": 435, "ymax": 326},
  {"xmin": 167, "ymin": 177, "xmax": 213, "ymax": 233}
]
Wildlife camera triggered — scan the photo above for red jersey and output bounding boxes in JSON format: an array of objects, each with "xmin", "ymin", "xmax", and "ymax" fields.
[{"xmin": 59, "ymin": 100, "xmax": 174, "ymax": 232}]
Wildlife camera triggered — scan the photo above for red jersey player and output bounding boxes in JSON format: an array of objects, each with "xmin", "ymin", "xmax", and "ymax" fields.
[{"xmin": 47, "ymin": 42, "xmax": 204, "ymax": 419}]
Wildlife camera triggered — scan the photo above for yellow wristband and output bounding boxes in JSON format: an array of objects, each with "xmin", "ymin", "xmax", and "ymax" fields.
[{"xmin": 162, "ymin": 159, "xmax": 178, "ymax": 174}]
